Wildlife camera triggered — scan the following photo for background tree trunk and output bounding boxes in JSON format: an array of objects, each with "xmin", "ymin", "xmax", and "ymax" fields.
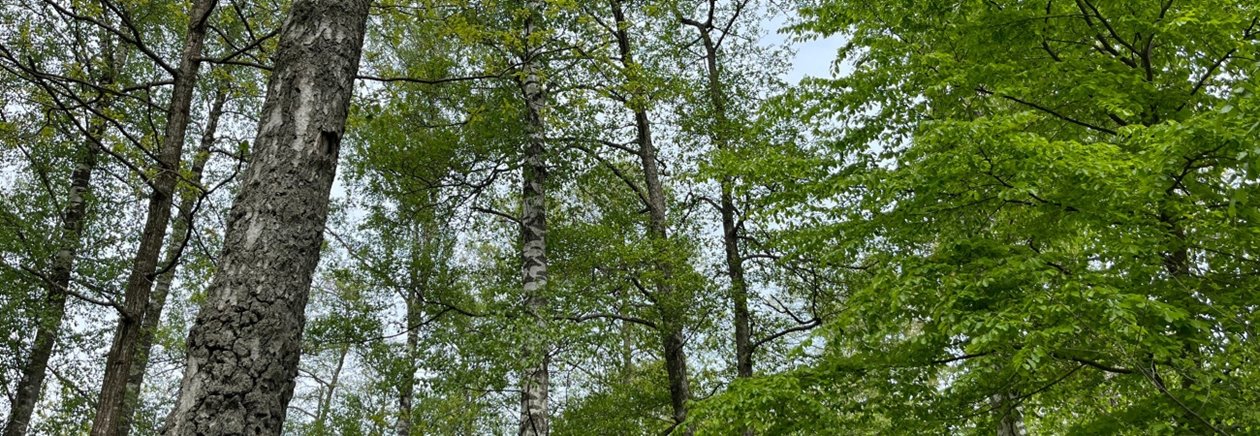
[
  {"xmin": 517, "ymin": 1, "xmax": 550, "ymax": 434},
  {"xmin": 91, "ymin": 1, "xmax": 216, "ymax": 433},
  {"xmin": 610, "ymin": 1, "xmax": 692, "ymax": 431},
  {"xmin": 3, "ymin": 120, "xmax": 103, "ymax": 436},
  {"xmin": 689, "ymin": 15, "xmax": 753, "ymax": 380},
  {"xmin": 395, "ymin": 294, "xmax": 419, "ymax": 436},
  {"xmin": 993, "ymin": 391, "xmax": 1025, "ymax": 436},
  {"xmin": 4, "ymin": 29, "xmax": 118, "ymax": 433},
  {"xmin": 115, "ymin": 89, "xmax": 228, "ymax": 435},
  {"xmin": 160, "ymin": 0, "xmax": 370, "ymax": 433},
  {"xmin": 312, "ymin": 343, "xmax": 349, "ymax": 435}
]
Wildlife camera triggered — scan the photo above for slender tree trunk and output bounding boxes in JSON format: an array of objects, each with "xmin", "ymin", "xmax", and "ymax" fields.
[
  {"xmin": 395, "ymin": 294, "xmax": 419, "ymax": 436},
  {"xmin": 610, "ymin": 1, "xmax": 692, "ymax": 431},
  {"xmin": 517, "ymin": 2, "xmax": 550, "ymax": 435},
  {"xmin": 160, "ymin": 0, "xmax": 370, "ymax": 433},
  {"xmin": 688, "ymin": 18, "xmax": 753, "ymax": 380},
  {"xmin": 619, "ymin": 288, "xmax": 634, "ymax": 384},
  {"xmin": 397, "ymin": 207, "xmax": 443, "ymax": 436},
  {"xmin": 3, "ymin": 118, "xmax": 104, "ymax": 436},
  {"xmin": 91, "ymin": 2, "xmax": 216, "ymax": 434},
  {"xmin": 312, "ymin": 343, "xmax": 349, "ymax": 435},
  {"xmin": 114, "ymin": 89, "xmax": 228, "ymax": 435}
]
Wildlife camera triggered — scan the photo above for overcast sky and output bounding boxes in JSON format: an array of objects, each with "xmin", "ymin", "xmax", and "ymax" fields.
[
  {"xmin": 764, "ymin": 12, "xmax": 848, "ymax": 84},
  {"xmin": 784, "ymin": 33, "xmax": 846, "ymax": 83}
]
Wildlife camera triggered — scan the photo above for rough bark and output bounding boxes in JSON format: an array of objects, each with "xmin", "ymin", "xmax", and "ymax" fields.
[
  {"xmin": 684, "ymin": 13, "xmax": 753, "ymax": 380},
  {"xmin": 115, "ymin": 90, "xmax": 227, "ymax": 435},
  {"xmin": 610, "ymin": 1, "xmax": 692, "ymax": 431},
  {"xmin": 90, "ymin": 1, "xmax": 216, "ymax": 433},
  {"xmin": 3, "ymin": 119, "xmax": 103, "ymax": 436},
  {"xmin": 160, "ymin": 0, "xmax": 370, "ymax": 433},
  {"xmin": 517, "ymin": 2, "xmax": 550, "ymax": 435}
]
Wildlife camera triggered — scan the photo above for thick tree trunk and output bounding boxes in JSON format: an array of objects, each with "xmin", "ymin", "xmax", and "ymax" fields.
[
  {"xmin": 115, "ymin": 90, "xmax": 227, "ymax": 435},
  {"xmin": 160, "ymin": 0, "xmax": 370, "ymax": 433},
  {"xmin": 610, "ymin": 1, "xmax": 692, "ymax": 431},
  {"xmin": 91, "ymin": 1, "xmax": 216, "ymax": 434},
  {"xmin": 3, "ymin": 120, "xmax": 103, "ymax": 436},
  {"xmin": 517, "ymin": 2, "xmax": 550, "ymax": 435}
]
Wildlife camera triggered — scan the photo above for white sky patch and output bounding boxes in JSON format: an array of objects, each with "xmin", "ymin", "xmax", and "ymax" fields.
[{"xmin": 760, "ymin": 13, "xmax": 849, "ymax": 84}]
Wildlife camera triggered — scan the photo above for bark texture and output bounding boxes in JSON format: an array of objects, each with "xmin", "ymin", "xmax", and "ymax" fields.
[
  {"xmin": 517, "ymin": 2, "xmax": 550, "ymax": 434},
  {"xmin": 161, "ymin": 0, "xmax": 370, "ymax": 433},
  {"xmin": 115, "ymin": 90, "xmax": 228, "ymax": 435},
  {"xmin": 91, "ymin": 1, "xmax": 216, "ymax": 433},
  {"xmin": 610, "ymin": 1, "xmax": 692, "ymax": 431},
  {"xmin": 3, "ymin": 121, "xmax": 102, "ymax": 436}
]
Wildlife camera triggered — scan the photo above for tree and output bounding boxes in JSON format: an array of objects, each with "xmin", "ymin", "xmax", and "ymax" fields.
[
  {"xmin": 6, "ymin": 1, "xmax": 1257, "ymax": 434},
  {"xmin": 0, "ymin": 7, "xmax": 121, "ymax": 433},
  {"xmin": 696, "ymin": 0, "xmax": 1260, "ymax": 433},
  {"xmin": 118, "ymin": 85, "xmax": 229, "ymax": 435},
  {"xmin": 161, "ymin": 0, "xmax": 371, "ymax": 433},
  {"xmin": 516, "ymin": 0, "xmax": 552, "ymax": 433},
  {"xmin": 90, "ymin": 0, "xmax": 217, "ymax": 432}
]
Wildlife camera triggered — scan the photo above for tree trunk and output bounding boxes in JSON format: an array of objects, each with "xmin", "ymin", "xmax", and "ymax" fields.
[
  {"xmin": 687, "ymin": 16, "xmax": 753, "ymax": 380},
  {"xmin": 992, "ymin": 391, "xmax": 1025, "ymax": 436},
  {"xmin": 618, "ymin": 288, "xmax": 634, "ymax": 384},
  {"xmin": 610, "ymin": 1, "xmax": 692, "ymax": 431},
  {"xmin": 3, "ymin": 118, "xmax": 103, "ymax": 436},
  {"xmin": 115, "ymin": 89, "xmax": 228, "ymax": 435},
  {"xmin": 395, "ymin": 295, "xmax": 418, "ymax": 436},
  {"xmin": 517, "ymin": 2, "xmax": 550, "ymax": 435},
  {"xmin": 91, "ymin": 1, "xmax": 216, "ymax": 434},
  {"xmin": 160, "ymin": 0, "xmax": 370, "ymax": 433},
  {"xmin": 312, "ymin": 343, "xmax": 349, "ymax": 435}
]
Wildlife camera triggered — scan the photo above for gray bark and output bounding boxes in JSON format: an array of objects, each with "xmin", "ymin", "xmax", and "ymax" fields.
[
  {"xmin": 3, "ymin": 118, "xmax": 103, "ymax": 436},
  {"xmin": 610, "ymin": 1, "xmax": 692, "ymax": 431},
  {"xmin": 91, "ymin": 0, "xmax": 216, "ymax": 433},
  {"xmin": 517, "ymin": 1, "xmax": 550, "ymax": 435},
  {"xmin": 160, "ymin": 0, "xmax": 370, "ymax": 434},
  {"xmin": 116, "ymin": 89, "xmax": 228, "ymax": 435}
]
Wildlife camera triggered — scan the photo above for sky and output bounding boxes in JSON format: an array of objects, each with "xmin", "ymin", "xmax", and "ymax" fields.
[
  {"xmin": 765, "ymin": 11, "xmax": 848, "ymax": 84},
  {"xmin": 784, "ymin": 30, "xmax": 847, "ymax": 83}
]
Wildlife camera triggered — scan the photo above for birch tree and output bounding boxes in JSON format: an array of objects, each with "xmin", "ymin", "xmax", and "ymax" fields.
[{"xmin": 162, "ymin": 0, "xmax": 371, "ymax": 432}]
